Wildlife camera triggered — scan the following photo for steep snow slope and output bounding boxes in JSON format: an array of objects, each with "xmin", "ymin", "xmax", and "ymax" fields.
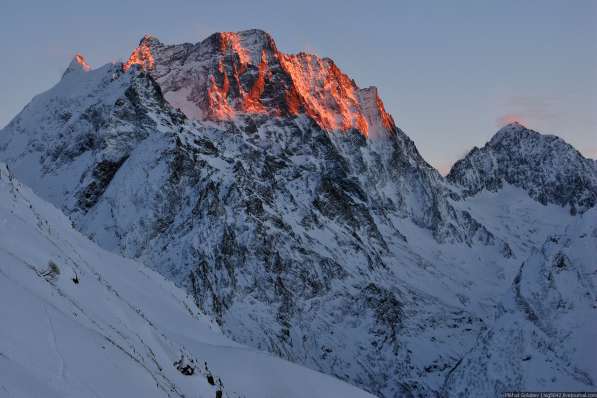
[
  {"xmin": 443, "ymin": 208, "xmax": 597, "ymax": 395},
  {"xmin": 0, "ymin": 162, "xmax": 376, "ymax": 398},
  {"xmin": 448, "ymin": 122, "xmax": 597, "ymax": 213}
]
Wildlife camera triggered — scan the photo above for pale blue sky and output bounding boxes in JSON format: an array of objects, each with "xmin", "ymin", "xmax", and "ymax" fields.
[{"xmin": 1, "ymin": 0, "xmax": 595, "ymax": 172}]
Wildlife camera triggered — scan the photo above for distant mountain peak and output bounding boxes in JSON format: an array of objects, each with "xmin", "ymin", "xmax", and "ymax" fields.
[
  {"xmin": 215, "ymin": 29, "xmax": 278, "ymax": 62},
  {"xmin": 449, "ymin": 124, "xmax": 597, "ymax": 213},
  {"xmin": 489, "ymin": 121, "xmax": 537, "ymax": 144},
  {"xmin": 497, "ymin": 120, "xmax": 525, "ymax": 132}
]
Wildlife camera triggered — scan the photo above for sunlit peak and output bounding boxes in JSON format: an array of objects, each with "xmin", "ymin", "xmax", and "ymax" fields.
[
  {"xmin": 74, "ymin": 53, "xmax": 91, "ymax": 72},
  {"xmin": 123, "ymin": 39, "xmax": 155, "ymax": 72}
]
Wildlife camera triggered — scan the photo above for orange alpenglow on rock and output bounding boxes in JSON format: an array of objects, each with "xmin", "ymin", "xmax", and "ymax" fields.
[
  {"xmin": 62, "ymin": 52, "xmax": 92, "ymax": 78},
  {"xmin": 123, "ymin": 35, "xmax": 155, "ymax": 72},
  {"xmin": 278, "ymin": 53, "xmax": 370, "ymax": 134},
  {"xmin": 74, "ymin": 53, "xmax": 91, "ymax": 72},
  {"xmin": 122, "ymin": 30, "xmax": 396, "ymax": 138},
  {"xmin": 242, "ymin": 49, "xmax": 269, "ymax": 114},
  {"xmin": 207, "ymin": 63, "xmax": 236, "ymax": 120}
]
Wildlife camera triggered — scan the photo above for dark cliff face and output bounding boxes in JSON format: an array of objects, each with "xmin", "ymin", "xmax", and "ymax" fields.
[{"xmin": 448, "ymin": 122, "xmax": 597, "ymax": 214}]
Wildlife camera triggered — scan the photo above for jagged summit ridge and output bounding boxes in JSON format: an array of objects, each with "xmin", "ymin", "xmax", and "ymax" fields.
[
  {"xmin": 123, "ymin": 29, "xmax": 396, "ymax": 137},
  {"xmin": 448, "ymin": 122, "xmax": 597, "ymax": 213}
]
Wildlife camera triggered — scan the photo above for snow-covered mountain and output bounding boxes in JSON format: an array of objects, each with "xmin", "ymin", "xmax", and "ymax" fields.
[
  {"xmin": 0, "ymin": 161, "xmax": 376, "ymax": 398},
  {"xmin": 0, "ymin": 29, "xmax": 595, "ymax": 397},
  {"xmin": 448, "ymin": 122, "xmax": 597, "ymax": 214}
]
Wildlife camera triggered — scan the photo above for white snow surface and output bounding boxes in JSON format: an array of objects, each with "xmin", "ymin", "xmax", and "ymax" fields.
[{"xmin": 0, "ymin": 163, "xmax": 375, "ymax": 398}]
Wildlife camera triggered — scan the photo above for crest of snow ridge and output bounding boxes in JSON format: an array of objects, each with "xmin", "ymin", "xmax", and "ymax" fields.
[{"xmin": 122, "ymin": 29, "xmax": 396, "ymax": 138}]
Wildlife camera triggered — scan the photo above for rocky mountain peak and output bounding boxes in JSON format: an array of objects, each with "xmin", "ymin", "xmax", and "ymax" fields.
[
  {"xmin": 499, "ymin": 120, "xmax": 524, "ymax": 129},
  {"xmin": 123, "ymin": 35, "xmax": 158, "ymax": 72},
  {"xmin": 488, "ymin": 121, "xmax": 534, "ymax": 145},
  {"xmin": 123, "ymin": 29, "xmax": 396, "ymax": 137},
  {"xmin": 275, "ymin": 51, "xmax": 396, "ymax": 137},
  {"xmin": 209, "ymin": 29, "xmax": 278, "ymax": 65},
  {"xmin": 448, "ymin": 124, "xmax": 597, "ymax": 213}
]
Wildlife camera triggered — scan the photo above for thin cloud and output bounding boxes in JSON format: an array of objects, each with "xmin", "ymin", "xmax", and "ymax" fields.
[
  {"xmin": 497, "ymin": 114, "xmax": 526, "ymax": 127},
  {"xmin": 497, "ymin": 95, "xmax": 561, "ymax": 127}
]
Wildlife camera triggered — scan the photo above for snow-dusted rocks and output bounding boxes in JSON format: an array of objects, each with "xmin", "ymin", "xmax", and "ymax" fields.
[{"xmin": 448, "ymin": 122, "xmax": 597, "ymax": 214}]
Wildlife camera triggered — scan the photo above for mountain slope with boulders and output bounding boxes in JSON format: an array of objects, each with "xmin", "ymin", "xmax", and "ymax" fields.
[{"xmin": 1, "ymin": 29, "xmax": 595, "ymax": 397}]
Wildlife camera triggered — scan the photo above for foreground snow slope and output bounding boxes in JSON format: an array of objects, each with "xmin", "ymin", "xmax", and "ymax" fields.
[{"xmin": 0, "ymin": 162, "xmax": 375, "ymax": 398}]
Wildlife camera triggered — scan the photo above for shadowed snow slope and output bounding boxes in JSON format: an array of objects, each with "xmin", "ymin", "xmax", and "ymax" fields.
[{"xmin": 0, "ymin": 162, "xmax": 375, "ymax": 398}]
